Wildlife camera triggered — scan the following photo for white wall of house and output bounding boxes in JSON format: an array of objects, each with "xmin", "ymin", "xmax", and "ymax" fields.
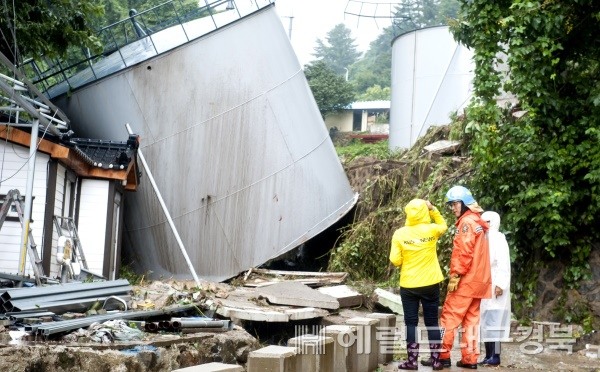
[
  {"xmin": 77, "ymin": 179, "xmax": 109, "ymax": 277},
  {"xmin": 324, "ymin": 111, "xmax": 353, "ymax": 132},
  {"xmin": 0, "ymin": 143, "xmax": 49, "ymax": 276}
]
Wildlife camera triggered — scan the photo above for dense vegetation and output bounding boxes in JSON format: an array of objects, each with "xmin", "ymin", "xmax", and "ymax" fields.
[
  {"xmin": 451, "ymin": 0, "xmax": 600, "ymax": 311},
  {"xmin": 0, "ymin": 0, "xmax": 103, "ymax": 63},
  {"xmin": 0, "ymin": 0, "xmax": 200, "ymax": 68}
]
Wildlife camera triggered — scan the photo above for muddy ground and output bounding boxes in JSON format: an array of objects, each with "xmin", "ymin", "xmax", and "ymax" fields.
[
  {"xmin": 381, "ymin": 342, "xmax": 600, "ymax": 372},
  {"xmin": 333, "ymin": 308, "xmax": 600, "ymax": 372}
]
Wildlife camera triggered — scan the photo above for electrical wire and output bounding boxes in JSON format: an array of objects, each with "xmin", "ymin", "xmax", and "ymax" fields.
[{"xmin": 0, "ymin": 121, "xmax": 52, "ymax": 184}]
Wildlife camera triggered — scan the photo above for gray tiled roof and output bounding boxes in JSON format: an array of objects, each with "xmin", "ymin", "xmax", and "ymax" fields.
[{"xmin": 69, "ymin": 135, "xmax": 138, "ymax": 170}]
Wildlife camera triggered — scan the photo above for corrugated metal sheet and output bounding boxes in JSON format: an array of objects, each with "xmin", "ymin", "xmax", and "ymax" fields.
[
  {"xmin": 389, "ymin": 26, "xmax": 474, "ymax": 149},
  {"xmin": 51, "ymin": 5, "xmax": 357, "ymax": 282}
]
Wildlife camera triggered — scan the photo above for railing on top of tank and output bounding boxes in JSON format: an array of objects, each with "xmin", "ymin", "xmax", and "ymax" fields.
[{"xmin": 19, "ymin": 0, "xmax": 273, "ymax": 98}]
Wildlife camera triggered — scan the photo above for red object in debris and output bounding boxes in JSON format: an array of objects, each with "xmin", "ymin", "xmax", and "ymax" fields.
[{"xmin": 349, "ymin": 134, "xmax": 389, "ymax": 143}]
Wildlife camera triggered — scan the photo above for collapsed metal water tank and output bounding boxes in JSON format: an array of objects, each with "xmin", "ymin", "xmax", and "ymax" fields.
[{"xmin": 51, "ymin": 4, "xmax": 357, "ymax": 281}]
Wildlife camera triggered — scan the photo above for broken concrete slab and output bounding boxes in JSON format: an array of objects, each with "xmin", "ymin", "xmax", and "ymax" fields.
[
  {"xmin": 224, "ymin": 308, "xmax": 290, "ymax": 322},
  {"xmin": 285, "ymin": 307, "xmax": 330, "ymax": 321},
  {"xmin": 374, "ymin": 288, "xmax": 403, "ymax": 315},
  {"xmin": 423, "ymin": 140, "xmax": 461, "ymax": 155},
  {"xmin": 317, "ymin": 285, "xmax": 363, "ymax": 308},
  {"xmin": 206, "ymin": 287, "xmax": 331, "ymax": 322},
  {"xmin": 257, "ymin": 282, "xmax": 339, "ymax": 310}
]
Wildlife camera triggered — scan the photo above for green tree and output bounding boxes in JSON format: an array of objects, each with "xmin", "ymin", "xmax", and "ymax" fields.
[
  {"xmin": 450, "ymin": 0, "xmax": 600, "ymax": 299},
  {"xmin": 348, "ymin": 0, "xmax": 459, "ymax": 97},
  {"xmin": 313, "ymin": 23, "xmax": 361, "ymax": 75},
  {"xmin": 392, "ymin": 0, "xmax": 460, "ymax": 34},
  {"xmin": 357, "ymin": 85, "xmax": 391, "ymax": 101},
  {"xmin": 350, "ymin": 27, "xmax": 394, "ymax": 93},
  {"xmin": 304, "ymin": 61, "xmax": 355, "ymax": 117},
  {"xmin": 0, "ymin": 0, "xmax": 104, "ymax": 63}
]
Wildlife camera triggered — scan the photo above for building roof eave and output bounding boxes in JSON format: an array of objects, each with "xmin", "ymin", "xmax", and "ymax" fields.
[{"xmin": 0, "ymin": 125, "xmax": 139, "ymax": 190}]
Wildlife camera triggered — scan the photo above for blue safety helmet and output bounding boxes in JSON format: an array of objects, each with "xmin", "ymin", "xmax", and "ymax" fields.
[{"xmin": 445, "ymin": 185, "xmax": 476, "ymax": 205}]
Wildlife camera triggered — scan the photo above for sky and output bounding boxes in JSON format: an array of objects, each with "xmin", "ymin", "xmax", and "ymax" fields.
[{"xmin": 273, "ymin": 0, "xmax": 393, "ymax": 66}]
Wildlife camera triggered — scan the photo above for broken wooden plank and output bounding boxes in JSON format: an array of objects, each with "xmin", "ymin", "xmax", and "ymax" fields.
[
  {"xmin": 251, "ymin": 268, "xmax": 348, "ymax": 277},
  {"xmin": 241, "ymin": 268, "xmax": 348, "ymax": 288}
]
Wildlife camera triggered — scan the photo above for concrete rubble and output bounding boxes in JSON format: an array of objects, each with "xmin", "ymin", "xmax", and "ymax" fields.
[
  {"xmin": 256, "ymin": 282, "xmax": 339, "ymax": 310},
  {"xmin": 318, "ymin": 284, "xmax": 364, "ymax": 308},
  {"xmin": 373, "ymin": 288, "xmax": 404, "ymax": 315},
  {"xmin": 0, "ymin": 272, "xmax": 597, "ymax": 371}
]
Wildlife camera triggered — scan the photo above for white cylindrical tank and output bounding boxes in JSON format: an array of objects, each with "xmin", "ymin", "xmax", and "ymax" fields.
[
  {"xmin": 52, "ymin": 5, "xmax": 357, "ymax": 282},
  {"xmin": 389, "ymin": 26, "xmax": 474, "ymax": 150}
]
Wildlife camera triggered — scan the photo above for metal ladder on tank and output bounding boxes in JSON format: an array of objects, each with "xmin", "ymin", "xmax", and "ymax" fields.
[{"xmin": 0, "ymin": 189, "xmax": 45, "ymax": 286}]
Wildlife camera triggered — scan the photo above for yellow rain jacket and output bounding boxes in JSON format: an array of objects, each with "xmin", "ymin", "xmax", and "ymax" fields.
[{"xmin": 390, "ymin": 199, "xmax": 447, "ymax": 288}]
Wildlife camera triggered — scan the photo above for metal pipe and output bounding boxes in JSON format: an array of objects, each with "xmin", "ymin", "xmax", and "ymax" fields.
[
  {"xmin": 18, "ymin": 119, "xmax": 40, "ymax": 284},
  {"xmin": 158, "ymin": 320, "xmax": 171, "ymax": 329},
  {"xmin": 9, "ymin": 311, "xmax": 55, "ymax": 320},
  {"xmin": 178, "ymin": 319, "xmax": 225, "ymax": 328},
  {"xmin": 36, "ymin": 303, "xmax": 199, "ymax": 336},
  {"xmin": 144, "ymin": 322, "xmax": 158, "ymax": 332},
  {"xmin": 125, "ymin": 123, "xmax": 201, "ymax": 286},
  {"xmin": 0, "ymin": 80, "xmax": 61, "ymax": 137},
  {"xmin": 103, "ymin": 295, "xmax": 128, "ymax": 311},
  {"xmin": 0, "ymin": 52, "xmax": 70, "ymax": 126}
]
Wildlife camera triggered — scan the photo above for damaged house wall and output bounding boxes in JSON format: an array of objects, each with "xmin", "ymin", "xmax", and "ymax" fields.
[
  {"xmin": 0, "ymin": 141, "xmax": 49, "ymax": 275},
  {"xmin": 0, "ymin": 128, "xmax": 132, "ymax": 281}
]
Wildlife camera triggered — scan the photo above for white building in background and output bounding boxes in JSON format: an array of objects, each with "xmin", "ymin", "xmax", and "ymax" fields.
[
  {"xmin": 389, "ymin": 26, "xmax": 475, "ymax": 150},
  {"xmin": 325, "ymin": 100, "xmax": 390, "ymax": 133}
]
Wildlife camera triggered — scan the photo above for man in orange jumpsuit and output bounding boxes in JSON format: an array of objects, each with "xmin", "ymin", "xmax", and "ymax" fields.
[{"xmin": 422, "ymin": 185, "xmax": 491, "ymax": 369}]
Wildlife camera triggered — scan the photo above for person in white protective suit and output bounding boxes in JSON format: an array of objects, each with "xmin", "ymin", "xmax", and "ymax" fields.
[{"xmin": 479, "ymin": 211, "xmax": 511, "ymax": 366}]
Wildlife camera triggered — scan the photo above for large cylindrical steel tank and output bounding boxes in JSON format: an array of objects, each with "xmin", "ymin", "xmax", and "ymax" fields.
[
  {"xmin": 52, "ymin": 5, "xmax": 357, "ymax": 282},
  {"xmin": 389, "ymin": 26, "xmax": 474, "ymax": 150}
]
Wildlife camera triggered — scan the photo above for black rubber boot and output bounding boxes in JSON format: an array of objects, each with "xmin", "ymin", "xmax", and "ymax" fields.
[{"xmin": 479, "ymin": 341, "xmax": 494, "ymax": 365}]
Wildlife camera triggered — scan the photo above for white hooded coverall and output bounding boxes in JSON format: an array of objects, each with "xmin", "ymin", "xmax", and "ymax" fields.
[{"xmin": 480, "ymin": 211, "xmax": 512, "ymax": 342}]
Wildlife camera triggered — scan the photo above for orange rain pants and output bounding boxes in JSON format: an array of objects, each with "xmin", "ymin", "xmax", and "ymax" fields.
[{"xmin": 439, "ymin": 291, "xmax": 481, "ymax": 364}]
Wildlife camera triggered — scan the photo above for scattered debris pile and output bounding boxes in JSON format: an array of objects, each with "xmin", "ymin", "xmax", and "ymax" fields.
[{"xmin": 0, "ymin": 269, "xmax": 377, "ymax": 345}]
